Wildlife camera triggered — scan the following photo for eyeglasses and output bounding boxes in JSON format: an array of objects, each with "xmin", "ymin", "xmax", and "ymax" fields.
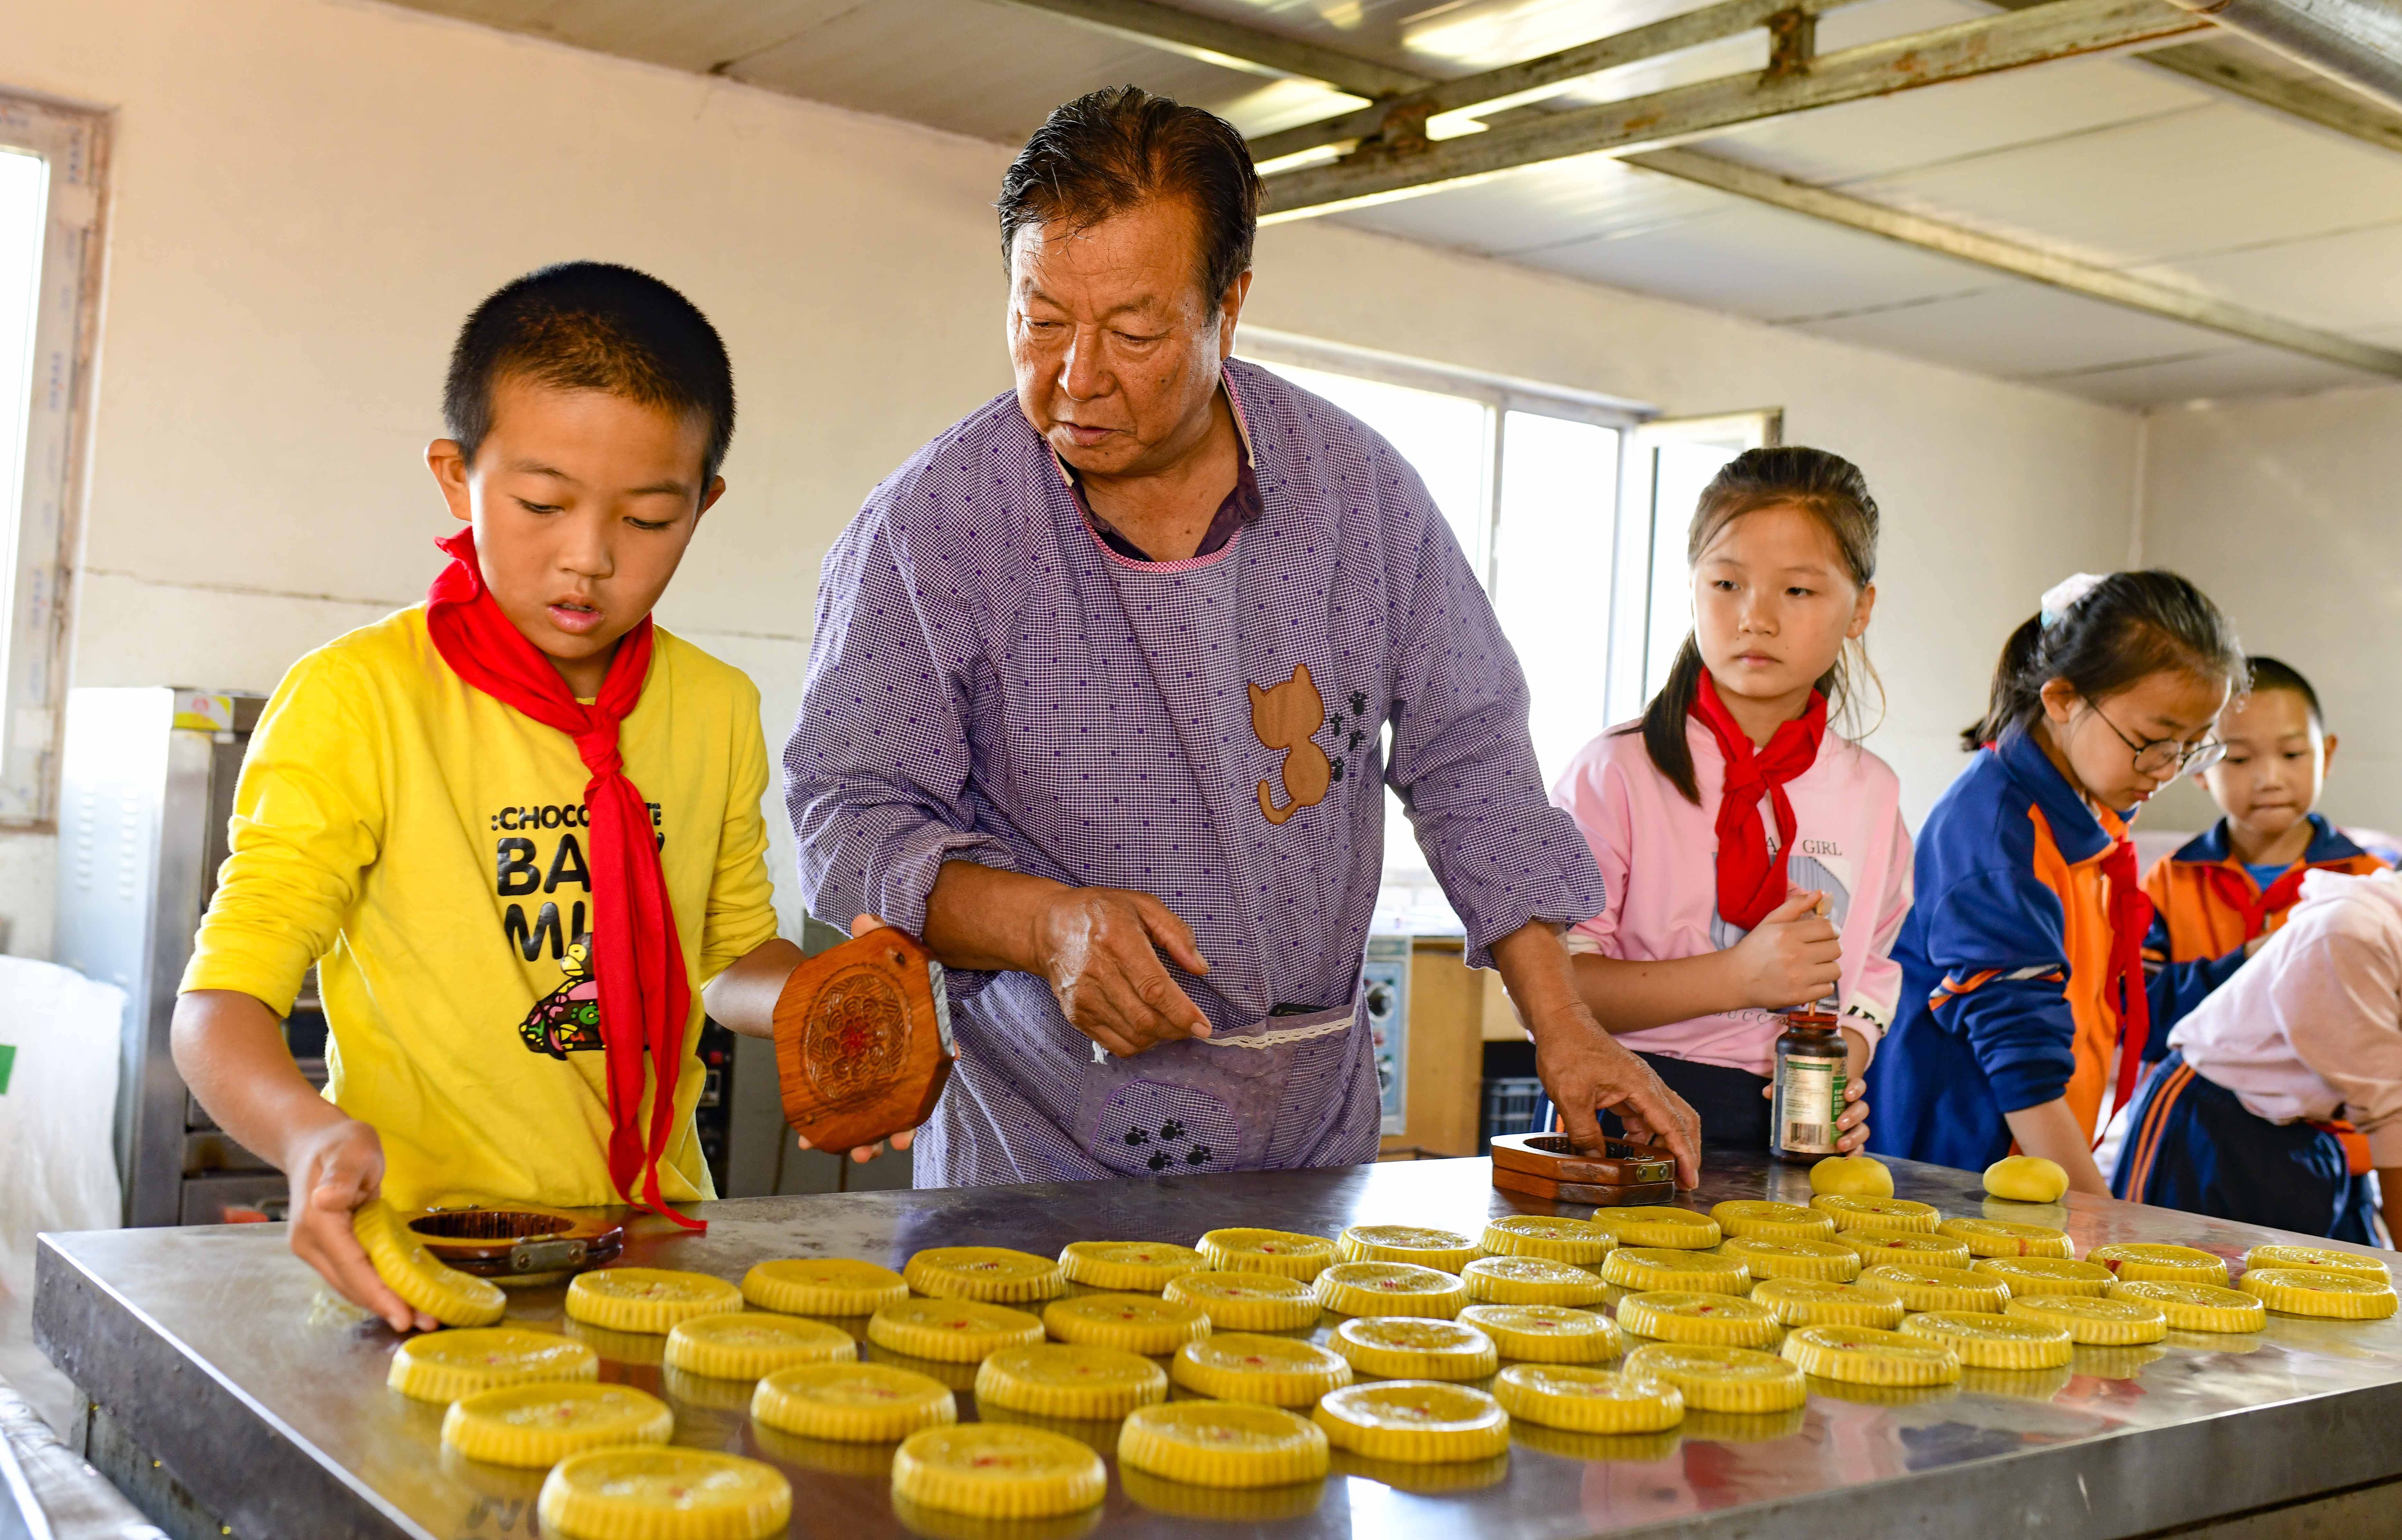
[{"xmin": 2089, "ymin": 699, "xmax": 2225, "ymax": 778}]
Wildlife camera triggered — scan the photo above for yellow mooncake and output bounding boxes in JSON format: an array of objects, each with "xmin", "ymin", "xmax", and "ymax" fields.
[
  {"xmin": 564, "ymin": 1268, "xmax": 742, "ymax": 1335},
  {"xmin": 1456, "ymin": 1304, "xmax": 1622, "ymax": 1362},
  {"xmin": 536, "ymin": 1448, "xmax": 789, "ymax": 1540},
  {"xmin": 1116, "ymin": 1402, "xmax": 1328, "ymax": 1488}
]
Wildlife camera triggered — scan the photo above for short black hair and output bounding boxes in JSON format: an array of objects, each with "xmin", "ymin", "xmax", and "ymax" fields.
[
  {"xmin": 997, "ymin": 86, "xmax": 1260, "ymax": 308},
  {"xmin": 2242, "ymin": 655, "xmax": 2324, "ymax": 725},
  {"xmin": 443, "ymin": 261, "xmax": 736, "ymax": 482}
]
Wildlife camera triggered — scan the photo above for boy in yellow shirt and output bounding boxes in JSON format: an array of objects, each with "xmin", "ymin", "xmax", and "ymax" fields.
[{"xmin": 174, "ymin": 263, "xmax": 821, "ymax": 1331}]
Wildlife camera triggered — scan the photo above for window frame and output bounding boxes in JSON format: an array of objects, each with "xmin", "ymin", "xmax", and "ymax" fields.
[
  {"xmin": 1237, "ymin": 326, "xmax": 1649, "ymax": 592},
  {"xmin": 1605, "ymin": 408, "xmax": 1784, "ymax": 727},
  {"xmin": 0, "ymin": 91, "xmax": 108, "ymax": 831},
  {"xmin": 1238, "ymin": 330, "xmax": 1656, "ymax": 916}
]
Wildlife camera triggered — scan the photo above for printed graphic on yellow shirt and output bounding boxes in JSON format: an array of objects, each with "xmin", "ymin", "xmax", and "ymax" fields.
[
  {"xmin": 520, "ymin": 936, "xmax": 604, "ymax": 1059},
  {"xmin": 493, "ymin": 799, "xmax": 663, "ymax": 1059}
]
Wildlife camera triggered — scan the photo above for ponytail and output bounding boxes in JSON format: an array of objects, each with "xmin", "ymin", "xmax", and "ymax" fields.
[
  {"xmin": 1963, "ymin": 570, "xmax": 2240, "ymax": 752},
  {"xmin": 1618, "ymin": 445, "xmax": 1882, "ymax": 804},
  {"xmin": 1961, "ymin": 615, "xmax": 2051, "ymax": 751},
  {"xmin": 1638, "ymin": 638, "xmax": 1710, "ymax": 802}
]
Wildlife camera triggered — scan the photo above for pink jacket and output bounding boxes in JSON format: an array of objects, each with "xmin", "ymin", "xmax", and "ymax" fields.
[
  {"xmin": 1551, "ymin": 718, "xmax": 1914, "ymax": 1076},
  {"xmin": 2169, "ymin": 868, "xmax": 2402, "ymax": 1164}
]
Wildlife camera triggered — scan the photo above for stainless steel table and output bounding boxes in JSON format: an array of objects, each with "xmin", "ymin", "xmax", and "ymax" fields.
[{"xmin": 31, "ymin": 1153, "xmax": 2402, "ymax": 1540}]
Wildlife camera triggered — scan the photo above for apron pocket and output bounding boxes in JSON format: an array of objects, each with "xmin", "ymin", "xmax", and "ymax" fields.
[
  {"xmin": 1075, "ymin": 1002, "xmax": 1363, "ymax": 1174},
  {"xmin": 1091, "ymin": 1078, "xmax": 1244, "ymax": 1176}
]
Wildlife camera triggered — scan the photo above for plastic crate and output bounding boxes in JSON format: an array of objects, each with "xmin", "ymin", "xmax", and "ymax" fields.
[{"xmin": 1479, "ymin": 1077, "xmax": 1546, "ymax": 1154}]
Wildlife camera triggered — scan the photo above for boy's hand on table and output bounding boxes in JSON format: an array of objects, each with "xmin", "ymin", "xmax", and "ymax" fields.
[
  {"xmin": 1729, "ymin": 889, "xmax": 1843, "ymax": 1010},
  {"xmin": 284, "ymin": 1117, "xmax": 435, "ymax": 1333},
  {"xmin": 170, "ymin": 990, "xmax": 433, "ymax": 1330}
]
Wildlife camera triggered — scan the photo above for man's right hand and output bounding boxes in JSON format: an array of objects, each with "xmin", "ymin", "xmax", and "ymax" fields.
[
  {"xmin": 1035, "ymin": 887, "xmax": 1215, "ymax": 1058},
  {"xmin": 282, "ymin": 1116, "xmax": 433, "ymax": 1333},
  {"xmin": 1728, "ymin": 889, "xmax": 1843, "ymax": 1010}
]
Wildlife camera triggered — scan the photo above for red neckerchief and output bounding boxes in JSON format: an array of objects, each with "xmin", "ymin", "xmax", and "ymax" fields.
[
  {"xmin": 424, "ymin": 527, "xmax": 702, "ymax": 1231},
  {"xmin": 2204, "ymin": 862, "xmax": 2310, "ymax": 941},
  {"xmin": 2098, "ymin": 833, "xmax": 2156, "ymax": 1141},
  {"xmin": 1689, "ymin": 673, "xmax": 1829, "ymax": 932}
]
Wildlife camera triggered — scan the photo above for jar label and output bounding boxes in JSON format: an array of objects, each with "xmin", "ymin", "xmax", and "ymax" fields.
[{"xmin": 1774, "ymin": 1054, "xmax": 1845, "ymax": 1155}]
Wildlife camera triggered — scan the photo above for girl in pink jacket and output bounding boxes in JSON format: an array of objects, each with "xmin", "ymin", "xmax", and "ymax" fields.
[{"xmin": 1551, "ymin": 446, "xmax": 1911, "ymax": 1152}]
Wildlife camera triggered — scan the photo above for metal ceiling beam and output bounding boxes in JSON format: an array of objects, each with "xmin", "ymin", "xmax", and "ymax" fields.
[
  {"xmin": 1246, "ymin": 0, "xmax": 1820, "ymax": 168},
  {"xmin": 985, "ymin": 0, "xmax": 2394, "ymax": 378},
  {"xmin": 980, "ymin": 0, "xmax": 1425, "ymax": 96},
  {"xmin": 2161, "ymin": 0, "xmax": 2402, "ymax": 113},
  {"xmin": 2141, "ymin": 43, "xmax": 2402, "ymax": 150},
  {"xmin": 1258, "ymin": 0, "xmax": 2212, "ymax": 219},
  {"xmin": 1979, "ymin": 0, "xmax": 2402, "ymax": 154},
  {"xmin": 1623, "ymin": 146, "xmax": 2402, "ymax": 376}
]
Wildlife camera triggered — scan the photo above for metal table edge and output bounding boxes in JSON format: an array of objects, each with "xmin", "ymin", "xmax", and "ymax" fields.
[
  {"xmin": 33, "ymin": 1233, "xmax": 427, "ymax": 1540},
  {"xmin": 28, "ymin": 1162, "xmax": 2402, "ymax": 1540},
  {"xmin": 1605, "ymin": 1382, "xmax": 2402, "ymax": 1540}
]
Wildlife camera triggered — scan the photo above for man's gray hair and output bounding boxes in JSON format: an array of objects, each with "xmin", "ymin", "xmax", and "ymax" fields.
[{"xmin": 998, "ymin": 86, "xmax": 1262, "ymax": 306}]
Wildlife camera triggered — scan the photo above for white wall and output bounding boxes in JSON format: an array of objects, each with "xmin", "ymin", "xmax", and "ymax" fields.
[
  {"xmin": 1244, "ymin": 221, "xmax": 2144, "ymax": 821},
  {"xmin": 2137, "ymin": 383, "xmax": 2402, "ymax": 838},
  {"xmin": 0, "ymin": 0, "xmax": 2145, "ymax": 955}
]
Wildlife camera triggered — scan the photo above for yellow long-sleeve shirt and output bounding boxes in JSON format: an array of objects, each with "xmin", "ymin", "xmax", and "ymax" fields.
[{"xmin": 182, "ymin": 605, "xmax": 782, "ymax": 1210}]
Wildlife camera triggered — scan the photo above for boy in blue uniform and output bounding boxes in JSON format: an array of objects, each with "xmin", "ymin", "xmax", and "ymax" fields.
[{"xmin": 2142, "ymin": 657, "xmax": 2385, "ymax": 1033}]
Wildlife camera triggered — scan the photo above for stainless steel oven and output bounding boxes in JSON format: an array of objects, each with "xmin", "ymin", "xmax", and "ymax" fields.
[{"xmin": 52, "ymin": 687, "xmax": 325, "ymax": 1227}]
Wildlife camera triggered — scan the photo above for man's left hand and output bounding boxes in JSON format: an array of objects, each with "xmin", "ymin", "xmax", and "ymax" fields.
[
  {"xmin": 1490, "ymin": 920, "xmax": 1702, "ymax": 1187},
  {"xmin": 1532, "ymin": 1007, "xmax": 1702, "ymax": 1188}
]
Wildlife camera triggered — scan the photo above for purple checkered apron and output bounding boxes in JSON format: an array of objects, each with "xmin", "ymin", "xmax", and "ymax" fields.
[{"xmin": 785, "ymin": 360, "xmax": 1606, "ymax": 1187}]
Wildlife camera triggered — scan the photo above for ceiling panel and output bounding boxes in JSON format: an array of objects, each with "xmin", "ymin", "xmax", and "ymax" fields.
[
  {"xmin": 1846, "ymin": 100, "xmax": 2402, "ymax": 267},
  {"xmin": 382, "ymin": 0, "xmax": 842, "ymax": 72},
  {"xmin": 1697, "ymin": 54, "xmax": 2215, "ymax": 188},
  {"xmin": 1331, "ymin": 154, "xmax": 1724, "ymax": 254},
  {"xmin": 724, "ymin": 0, "xmax": 1352, "ymax": 144},
  {"xmin": 1499, "ymin": 197, "xmax": 2003, "ymax": 321},
  {"xmin": 1336, "ymin": 0, "xmax": 1710, "ymax": 75},
  {"xmin": 2126, "ymin": 222, "xmax": 2402, "ymax": 333},
  {"xmin": 1782, "ymin": 282, "xmax": 2289, "ymax": 381},
  {"xmin": 2029, "ymin": 337, "xmax": 2398, "ymax": 407}
]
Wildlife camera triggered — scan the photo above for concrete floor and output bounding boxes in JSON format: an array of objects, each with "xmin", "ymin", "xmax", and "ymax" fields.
[{"xmin": 0, "ymin": 1282, "xmax": 79, "ymax": 1436}]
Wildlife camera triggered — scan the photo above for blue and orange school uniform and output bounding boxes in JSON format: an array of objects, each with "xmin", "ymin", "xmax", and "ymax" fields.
[
  {"xmin": 2110, "ymin": 1050, "xmax": 2377, "ymax": 1244},
  {"xmin": 2141, "ymin": 814, "xmax": 2387, "ymax": 1032},
  {"xmin": 1869, "ymin": 730, "xmax": 2154, "ymax": 1171},
  {"xmin": 2111, "ymin": 864, "xmax": 2397, "ymax": 1244}
]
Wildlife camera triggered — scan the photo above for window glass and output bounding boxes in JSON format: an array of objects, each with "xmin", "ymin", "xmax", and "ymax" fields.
[
  {"xmin": 0, "ymin": 149, "xmax": 43, "ymax": 668},
  {"xmin": 1644, "ymin": 440, "xmax": 1743, "ymax": 701},
  {"xmin": 1494, "ymin": 410, "xmax": 1621, "ymax": 788}
]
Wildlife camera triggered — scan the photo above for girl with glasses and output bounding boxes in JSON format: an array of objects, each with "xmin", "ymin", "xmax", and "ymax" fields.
[{"xmin": 1868, "ymin": 571, "xmax": 2241, "ymax": 1194}]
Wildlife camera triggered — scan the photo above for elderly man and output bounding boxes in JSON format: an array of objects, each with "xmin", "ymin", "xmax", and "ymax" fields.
[{"xmin": 786, "ymin": 86, "xmax": 1699, "ymax": 1187}]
